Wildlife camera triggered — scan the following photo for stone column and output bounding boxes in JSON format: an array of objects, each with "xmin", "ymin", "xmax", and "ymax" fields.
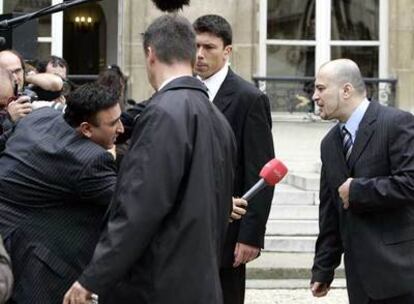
[{"xmin": 389, "ymin": 0, "xmax": 414, "ymax": 111}]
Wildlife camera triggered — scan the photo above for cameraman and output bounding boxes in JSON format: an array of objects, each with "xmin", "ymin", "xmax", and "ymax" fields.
[
  {"xmin": 0, "ymin": 50, "xmax": 63, "ymax": 103},
  {"xmin": 0, "ymin": 68, "xmax": 31, "ymax": 138}
]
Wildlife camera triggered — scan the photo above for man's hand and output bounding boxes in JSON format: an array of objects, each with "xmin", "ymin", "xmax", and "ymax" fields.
[
  {"xmin": 63, "ymin": 281, "xmax": 94, "ymax": 304},
  {"xmin": 230, "ymin": 197, "xmax": 248, "ymax": 222},
  {"xmin": 338, "ymin": 178, "xmax": 353, "ymax": 209},
  {"xmin": 7, "ymin": 97, "xmax": 32, "ymax": 122},
  {"xmin": 310, "ymin": 282, "xmax": 330, "ymax": 297},
  {"xmin": 233, "ymin": 242, "xmax": 260, "ymax": 268}
]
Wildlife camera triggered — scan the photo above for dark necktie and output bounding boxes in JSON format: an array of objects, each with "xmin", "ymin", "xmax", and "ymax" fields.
[{"xmin": 342, "ymin": 125, "xmax": 353, "ymax": 163}]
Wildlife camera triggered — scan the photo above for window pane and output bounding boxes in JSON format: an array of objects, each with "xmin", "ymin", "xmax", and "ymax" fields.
[
  {"xmin": 331, "ymin": 46, "xmax": 378, "ymax": 77},
  {"xmin": 4, "ymin": 0, "xmax": 52, "ymax": 36},
  {"xmin": 331, "ymin": 0, "xmax": 379, "ymax": 40},
  {"xmin": 267, "ymin": 0, "xmax": 315, "ymax": 40},
  {"xmin": 37, "ymin": 42, "xmax": 51, "ymax": 61},
  {"xmin": 267, "ymin": 45, "xmax": 315, "ymax": 76}
]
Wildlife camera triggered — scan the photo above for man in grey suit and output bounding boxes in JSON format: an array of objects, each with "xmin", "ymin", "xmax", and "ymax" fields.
[
  {"xmin": 311, "ymin": 59, "xmax": 414, "ymax": 303},
  {"xmin": 0, "ymin": 83, "xmax": 123, "ymax": 304}
]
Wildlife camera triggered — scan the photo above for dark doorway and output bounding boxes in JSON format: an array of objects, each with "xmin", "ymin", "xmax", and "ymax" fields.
[{"xmin": 63, "ymin": 3, "xmax": 106, "ymax": 75}]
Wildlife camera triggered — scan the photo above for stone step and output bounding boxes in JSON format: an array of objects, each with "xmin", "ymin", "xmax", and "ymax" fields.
[
  {"xmin": 246, "ymin": 252, "xmax": 345, "ymax": 280},
  {"xmin": 273, "ymin": 184, "xmax": 317, "ymax": 205},
  {"xmin": 266, "ymin": 219, "xmax": 319, "ymax": 236},
  {"xmin": 264, "ymin": 236, "xmax": 316, "ymax": 252},
  {"xmin": 286, "ymin": 172, "xmax": 320, "ymax": 191},
  {"xmin": 246, "ymin": 279, "xmax": 346, "ymax": 289},
  {"xmin": 269, "ymin": 205, "xmax": 318, "ymax": 220}
]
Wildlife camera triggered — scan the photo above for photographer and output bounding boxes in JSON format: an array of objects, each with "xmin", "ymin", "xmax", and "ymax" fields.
[
  {"xmin": 0, "ymin": 50, "xmax": 63, "ymax": 104},
  {"xmin": 0, "ymin": 68, "xmax": 31, "ymax": 139}
]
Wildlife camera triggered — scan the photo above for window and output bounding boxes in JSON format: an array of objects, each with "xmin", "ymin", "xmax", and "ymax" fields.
[
  {"xmin": 1, "ymin": 0, "xmax": 63, "ymax": 60},
  {"xmin": 259, "ymin": 0, "xmax": 389, "ymax": 111}
]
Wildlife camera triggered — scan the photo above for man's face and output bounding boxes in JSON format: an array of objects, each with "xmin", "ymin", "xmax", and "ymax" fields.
[
  {"xmin": 194, "ymin": 32, "xmax": 231, "ymax": 80},
  {"xmin": 46, "ymin": 63, "xmax": 67, "ymax": 79},
  {"xmin": 0, "ymin": 52, "xmax": 24, "ymax": 92},
  {"xmin": 0, "ymin": 80, "xmax": 14, "ymax": 109},
  {"xmin": 87, "ymin": 103, "xmax": 124, "ymax": 149},
  {"xmin": 313, "ymin": 69, "xmax": 343, "ymax": 121}
]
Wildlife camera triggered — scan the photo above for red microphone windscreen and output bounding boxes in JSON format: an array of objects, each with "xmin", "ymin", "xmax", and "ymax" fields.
[{"xmin": 259, "ymin": 158, "xmax": 288, "ymax": 186}]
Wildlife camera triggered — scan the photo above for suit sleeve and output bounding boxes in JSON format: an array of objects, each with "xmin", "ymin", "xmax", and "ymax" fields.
[
  {"xmin": 78, "ymin": 106, "xmax": 189, "ymax": 294},
  {"xmin": 237, "ymin": 92, "xmax": 275, "ymax": 248},
  {"xmin": 77, "ymin": 151, "xmax": 117, "ymax": 205},
  {"xmin": 311, "ymin": 165, "xmax": 343, "ymax": 284},
  {"xmin": 350, "ymin": 111, "xmax": 414, "ymax": 212}
]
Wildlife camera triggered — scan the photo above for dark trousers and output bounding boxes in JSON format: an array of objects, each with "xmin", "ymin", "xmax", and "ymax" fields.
[{"xmin": 220, "ymin": 265, "xmax": 245, "ymax": 304}]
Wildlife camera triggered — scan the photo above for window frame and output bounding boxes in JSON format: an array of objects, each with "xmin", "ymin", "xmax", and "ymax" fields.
[
  {"xmin": 259, "ymin": 0, "xmax": 388, "ymax": 79},
  {"xmin": 0, "ymin": 0, "xmax": 63, "ymax": 57}
]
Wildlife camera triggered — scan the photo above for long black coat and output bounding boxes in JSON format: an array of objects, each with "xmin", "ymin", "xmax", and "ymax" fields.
[
  {"xmin": 0, "ymin": 108, "xmax": 116, "ymax": 304},
  {"xmin": 214, "ymin": 69, "xmax": 275, "ymax": 267},
  {"xmin": 312, "ymin": 101, "xmax": 414, "ymax": 301},
  {"xmin": 79, "ymin": 76, "xmax": 237, "ymax": 304}
]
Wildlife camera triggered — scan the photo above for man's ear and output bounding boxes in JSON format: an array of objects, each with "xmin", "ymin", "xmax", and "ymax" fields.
[
  {"xmin": 343, "ymin": 83, "xmax": 353, "ymax": 99},
  {"xmin": 79, "ymin": 122, "xmax": 93, "ymax": 138},
  {"xmin": 224, "ymin": 44, "xmax": 233, "ymax": 59},
  {"xmin": 147, "ymin": 46, "xmax": 156, "ymax": 63}
]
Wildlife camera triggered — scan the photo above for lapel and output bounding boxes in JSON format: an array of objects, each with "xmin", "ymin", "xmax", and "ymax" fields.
[
  {"xmin": 347, "ymin": 101, "xmax": 379, "ymax": 169},
  {"xmin": 212, "ymin": 68, "xmax": 235, "ymax": 113}
]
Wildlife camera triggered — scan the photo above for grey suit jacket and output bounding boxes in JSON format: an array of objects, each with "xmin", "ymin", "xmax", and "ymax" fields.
[{"xmin": 312, "ymin": 101, "xmax": 414, "ymax": 300}]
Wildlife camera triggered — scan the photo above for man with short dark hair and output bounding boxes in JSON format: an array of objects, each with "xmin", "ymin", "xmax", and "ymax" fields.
[
  {"xmin": 38, "ymin": 55, "xmax": 69, "ymax": 80},
  {"xmin": 64, "ymin": 14, "xmax": 236, "ymax": 304},
  {"xmin": 193, "ymin": 14, "xmax": 275, "ymax": 304},
  {"xmin": 0, "ymin": 83, "xmax": 123, "ymax": 304}
]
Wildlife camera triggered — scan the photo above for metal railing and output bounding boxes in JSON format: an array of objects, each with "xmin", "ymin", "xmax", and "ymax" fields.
[{"xmin": 252, "ymin": 76, "xmax": 397, "ymax": 113}]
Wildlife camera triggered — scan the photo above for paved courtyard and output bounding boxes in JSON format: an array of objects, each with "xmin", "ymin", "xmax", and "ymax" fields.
[{"xmin": 246, "ymin": 289, "xmax": 348, "ymax": 304}]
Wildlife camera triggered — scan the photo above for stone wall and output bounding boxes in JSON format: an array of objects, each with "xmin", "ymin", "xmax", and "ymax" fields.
[
  {"xmin": 119, "ymin": 0, "xmax": 259, "ymax": 102},
  {"xmin": 389, "ymin": 0, "xmax": 414, "ymax": 111}
]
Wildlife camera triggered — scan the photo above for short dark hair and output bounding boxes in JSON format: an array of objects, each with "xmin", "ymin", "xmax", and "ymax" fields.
[
  {"xmin": 193, "ymin": 14, "xmax": 232, "ymax": 46},
  {"xmin": 143, "ymin": 15, "xmax": 196, "ymax": 66},
  {"xmin": 37, "ymin": 55, "xmax": 68, "ymax": 75},
  {"xmin": 64, "ymin": 83, "xmax": 119, "ymax": 127},
  {"xmin": 96, "ymin": 65, "xmax": 127, "ymax": 100}
]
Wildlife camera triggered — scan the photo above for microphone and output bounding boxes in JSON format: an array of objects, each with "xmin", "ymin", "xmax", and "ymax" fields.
[
  {"xmin": 241, "ymin": 158, "xmax": 288, "ymax": 201},
  {"xmin": 151, "ymin": 0, "xmax": 190, "ymax": 12}
]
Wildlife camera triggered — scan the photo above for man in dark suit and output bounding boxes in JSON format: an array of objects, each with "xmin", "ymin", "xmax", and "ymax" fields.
[
  {"xmin": 311, "ymin": 59, "xmax": 414, "ymax": 303},
  {"xmin": 193, "ymin": 15, "xmax": 275, "ymax": 304},
  {"xmin": 0, "ymin": 83, "xmax": 123, "ymax": 304},
  {"xmin": 64, "ymin": 15, "xmax": 236, "ymax": 304}
]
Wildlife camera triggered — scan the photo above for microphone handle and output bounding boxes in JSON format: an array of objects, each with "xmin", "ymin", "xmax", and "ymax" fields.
[{"xmin": 241, "ymin": 179, "xmax": 267, "ymax": 201}]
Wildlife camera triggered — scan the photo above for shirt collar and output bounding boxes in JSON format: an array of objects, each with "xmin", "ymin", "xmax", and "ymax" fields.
[
  {"xmin": 158, "ymin": 75, "xmax": 182, "ymax": 91},
  {"xmin": 342, "ymin": 98, "xmax": 370, "ymax": 143},
  {"xmin": 199, "ymin": 63, "xmax": 229, "ymax": 102}
]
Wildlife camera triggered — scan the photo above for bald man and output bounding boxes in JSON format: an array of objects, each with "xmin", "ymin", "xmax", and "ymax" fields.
[
  {"xmin": 0, "ymin": 50, "xmax": 62, "ymax": 96},
  {"xmin": 311, "ymin": 59, "xmax": 414, "ymax": 303},
  {"xmin": 0, "ymin": 67, "xmax": 31, "ymax": 141}
]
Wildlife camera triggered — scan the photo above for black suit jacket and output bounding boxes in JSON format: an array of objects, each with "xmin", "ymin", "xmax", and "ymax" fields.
[
  {"xmin": 0, "ymin": 108, "xmax": 116, "ymax": 304},
  {"xmin": 312, "ymin": 101, "xmax": 414, "ymax": 300},
  {"xmin": 215, "ymin": 69, "xmax": 275, "ymax": 267},
  {"xmin": 78, "ymin": 77, "xmax": 237, "ymax": 304}
]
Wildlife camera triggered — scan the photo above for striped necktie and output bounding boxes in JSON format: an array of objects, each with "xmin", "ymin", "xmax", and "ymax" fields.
[{"xmin": 342, "ymin": 125, "xmax": 353, "ymax": 163}]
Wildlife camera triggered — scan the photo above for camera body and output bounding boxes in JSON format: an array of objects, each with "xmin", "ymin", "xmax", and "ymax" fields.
[{"xmin": 18, "ymin": 88, "xmax": 38, "ymax": 103}]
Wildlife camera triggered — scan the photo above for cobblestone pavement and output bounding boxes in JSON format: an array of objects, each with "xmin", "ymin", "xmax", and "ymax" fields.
[{"xmin": 246, "ymin": 289, "xmax": 348, "ymax": 304}]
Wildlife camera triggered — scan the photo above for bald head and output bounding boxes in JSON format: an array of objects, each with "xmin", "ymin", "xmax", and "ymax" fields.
[
  {"xmin": 0, "ymin": 50, "xmax": 24, "ymax": 92},
  {"xmin": 319, "ymin": 59, "xmax": 366, "ymax": 96},
  {"xmin": 0, "ymin": 68, "xmax": 14, "ymax": 108}
]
